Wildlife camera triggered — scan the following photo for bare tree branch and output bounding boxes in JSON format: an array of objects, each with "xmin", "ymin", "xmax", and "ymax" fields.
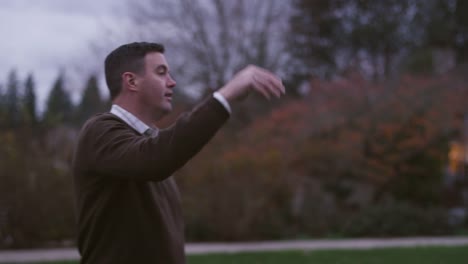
[{"xmin": 125, "ymin": 0, "xmax": 291, "ymax": 98}]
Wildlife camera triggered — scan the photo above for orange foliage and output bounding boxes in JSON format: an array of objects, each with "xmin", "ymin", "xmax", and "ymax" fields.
[
  {"xmin": 175, "ymin": 71, "xmax": 468, "ymax": 240},
  {"xmin": 217, "ymin": 72, "xmax": 467, "ymax": 190}
]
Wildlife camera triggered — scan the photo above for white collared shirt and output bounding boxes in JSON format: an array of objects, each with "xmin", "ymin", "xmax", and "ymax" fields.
[
  {"xmin": 110, "ymin": 104, "xmax": 159, "ymax": 137},
  {"xmin": 213, "ymin": 91, "xmax": 231, "ymax": 114},
  {"xmin": 110, "ymin": 92, "xmax": 231, "ymax": 137}
]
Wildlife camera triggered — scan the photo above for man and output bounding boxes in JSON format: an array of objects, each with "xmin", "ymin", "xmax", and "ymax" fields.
[{"xmin": 72, "ymin": 42, "xmax": 285, "ymax": 264}]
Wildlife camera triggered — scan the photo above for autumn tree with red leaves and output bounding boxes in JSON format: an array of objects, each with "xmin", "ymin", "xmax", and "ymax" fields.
[{"xmin": 176, "ymin": 71, "xmax": 468, "ymax": 239}]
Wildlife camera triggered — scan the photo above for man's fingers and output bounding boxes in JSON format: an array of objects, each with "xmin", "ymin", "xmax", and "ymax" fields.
[
  {"xmin": 252, "ymin": 75, "xmax": 272, "ymax": 100},
  {"xmin": 253, "ymin": 76, "xmax": 281, "ymax": 99},
  {"xmin": 253, "ymin": 75, "xmax": 278, "ymax": 98},
  {"xmin": 256, "ymin": 68, "xmax": 285, "ymax": 94},
  {"xmin": 254, "ymin": 73, "xmax": 283, "ymax": 98},
  {"xmin": 263, "ymin": 77, "xmax": 282, "ymax": 98},
  {"xmin": 253, "ymin": 76, "xmax": 275, "ymax": 100},
  {"xmin": 265, "ymin": 76, "xmax": 284, "ymax": 97},
  {"xmin": 221, "ymin": 65, "xmax": 286, "ymax": 102}
]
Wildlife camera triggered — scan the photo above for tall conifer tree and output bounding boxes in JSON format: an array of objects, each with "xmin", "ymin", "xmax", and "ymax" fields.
[
  {"xmin": 5, "ymin": 70, "xmax": 21, "ymax": 127},
  {"xmin": 76, "ymin": 75, "xmax": 102, "ymax": 124},
  {"xmin": 23, "ymin": 73, "xmax": 37, "ymax": 126},
  {"xmin": 44, "ymin": 73, "xmax": 73, "ymax": 125}
]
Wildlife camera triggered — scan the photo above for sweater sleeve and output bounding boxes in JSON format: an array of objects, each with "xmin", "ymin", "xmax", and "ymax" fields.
[{"xmin": 82, "ymin": 96, "xmax": 229, "ymax": 181}]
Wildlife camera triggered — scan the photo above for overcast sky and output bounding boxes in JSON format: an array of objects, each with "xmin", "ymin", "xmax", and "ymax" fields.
[{"xmin": 0, "ymin": 0, "xmax": 130, "ymax": 112}]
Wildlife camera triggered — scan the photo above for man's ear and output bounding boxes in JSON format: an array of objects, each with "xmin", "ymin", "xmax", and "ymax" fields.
[{"xmin": 122, "ymin": 72, "xmax": 139, "ymax": 92}]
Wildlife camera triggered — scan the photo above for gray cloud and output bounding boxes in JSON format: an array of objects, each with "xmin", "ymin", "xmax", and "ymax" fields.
[{"xmin": 0, "ymin": 0, "xmax": 125, "ymax": 112}]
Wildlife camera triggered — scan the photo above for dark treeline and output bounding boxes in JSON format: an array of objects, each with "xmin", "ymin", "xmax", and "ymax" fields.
[
  {"xmin": 0, "ymin": 71, "xmax": 109, "ymax": 130},
  {"xmin": 0, "ymin": 71, "xmax": 110, "ymax": 248},
  {"xmin": 1, "ymin": 0, "xmax": 468, "ymax": 248},
  {"xmin": 288, "ymin": 0, "xmax": 468, "ymax": 81}
]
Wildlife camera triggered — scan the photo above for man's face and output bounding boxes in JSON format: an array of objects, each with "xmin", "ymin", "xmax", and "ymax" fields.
[{"xmin": 136, "ymin": 52, "xmax": 176, "ymax": 119}]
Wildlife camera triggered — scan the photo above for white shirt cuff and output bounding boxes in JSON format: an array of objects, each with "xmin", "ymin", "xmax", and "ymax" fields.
[{"xmin": 213, "ymin": 91, "xmax": 232, "ymax": 114}]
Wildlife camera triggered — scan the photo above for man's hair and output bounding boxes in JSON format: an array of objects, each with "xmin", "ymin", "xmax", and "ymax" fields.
[{"xmin": 105, "ymin": 42, "xmax": 165, "ymax": 100}]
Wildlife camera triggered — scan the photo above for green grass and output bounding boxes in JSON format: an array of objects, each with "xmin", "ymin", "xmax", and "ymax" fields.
[
  {"xmin": 7, "ymin": 246, "xmax": 468, "ymax": 264},
  {"xmin": 189, "ymin": 246, "xmax": 468, "ymax": 264}
]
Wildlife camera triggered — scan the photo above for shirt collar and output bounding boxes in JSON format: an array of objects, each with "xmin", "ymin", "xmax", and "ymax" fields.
[{"xmin": 110, "ymin": 104, "xmax": 158, "ymax": 136}]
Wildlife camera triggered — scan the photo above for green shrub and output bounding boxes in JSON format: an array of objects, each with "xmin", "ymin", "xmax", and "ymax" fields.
[{"xmin": 342, "ymin": 202, "xmax": 454, "ymax": 237}]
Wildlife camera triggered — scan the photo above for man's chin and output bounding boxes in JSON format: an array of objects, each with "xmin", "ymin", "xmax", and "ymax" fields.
[{"xmin": 163, "ymin": 105, "xmax": 173, "ymax": 114}]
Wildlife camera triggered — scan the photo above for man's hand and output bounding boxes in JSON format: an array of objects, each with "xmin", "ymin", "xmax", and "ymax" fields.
[{"xmin": 218, "ymin": 65, "xmax": 285, "ymax": 103}]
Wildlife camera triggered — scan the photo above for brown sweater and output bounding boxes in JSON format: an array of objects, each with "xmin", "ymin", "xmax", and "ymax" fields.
[{"xmin": 72, "ymin": 96, "xmax": 229, "ymax": 264}]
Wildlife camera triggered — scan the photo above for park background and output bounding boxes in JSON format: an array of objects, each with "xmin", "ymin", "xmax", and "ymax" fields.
[{"xmin": 0, "ymin": 0, "xmax": 468, "ymax": 249}]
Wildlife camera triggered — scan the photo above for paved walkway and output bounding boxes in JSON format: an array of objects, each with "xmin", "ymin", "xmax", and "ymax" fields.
[{"xmin": 1, "ymin": 237, "xmax": 468, "ymax": 263}]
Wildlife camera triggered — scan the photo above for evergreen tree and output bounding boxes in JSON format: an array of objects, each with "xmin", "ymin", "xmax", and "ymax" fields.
[
  {"xmin": 349, "ymin": 0, "xmax": 417, "ymax": 79},
  {"xmin": 0, "ymin": 83, "xmax": 5, "ymax": 127},
  {"xmin": 5, "ymin": 70, "xmax": 21, "ymax": 128},
  {"xmin": 289, "ymin": 0, "xmax": 346, "ymax": 80},
  {"xmin": 23, "ymin": 73, "xmax": 37, "ymax": 126},
  {"xmin": 424, "ymin": 0, "xmax": 457, "ymax": 48},
  {"xmin": 76, "ymin": 75, "xmax": 103, "ymax": 124},
  {"xmin": 44, "ymin": 73, "xmax": 73, "ymax": 125},
  {"xmin": 289, "ymin": 0, "xmax": 421, "ymax": 80},
  {"xmin": 405, "ymin": 0, "xmax": 468, "ymax": 72},
  {"xmin": 454, "ymin": 0, "xmax": 468, "ymax": 62}
]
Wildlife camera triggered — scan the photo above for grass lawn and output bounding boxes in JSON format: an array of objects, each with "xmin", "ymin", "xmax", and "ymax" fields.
[{"xmin": 8, "ymin": 245, "xmax": 468, "ymax": 264}]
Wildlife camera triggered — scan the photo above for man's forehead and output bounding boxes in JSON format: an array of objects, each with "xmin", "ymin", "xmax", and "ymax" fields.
[{"xmin": 145, "ymin": 52, "xmax": 169, "ymax": 67}]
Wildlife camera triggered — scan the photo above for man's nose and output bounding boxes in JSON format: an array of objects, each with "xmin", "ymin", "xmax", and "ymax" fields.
[{"xmin": 167, "ymin": 75, "xmax": 176, "ymax": 88}]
